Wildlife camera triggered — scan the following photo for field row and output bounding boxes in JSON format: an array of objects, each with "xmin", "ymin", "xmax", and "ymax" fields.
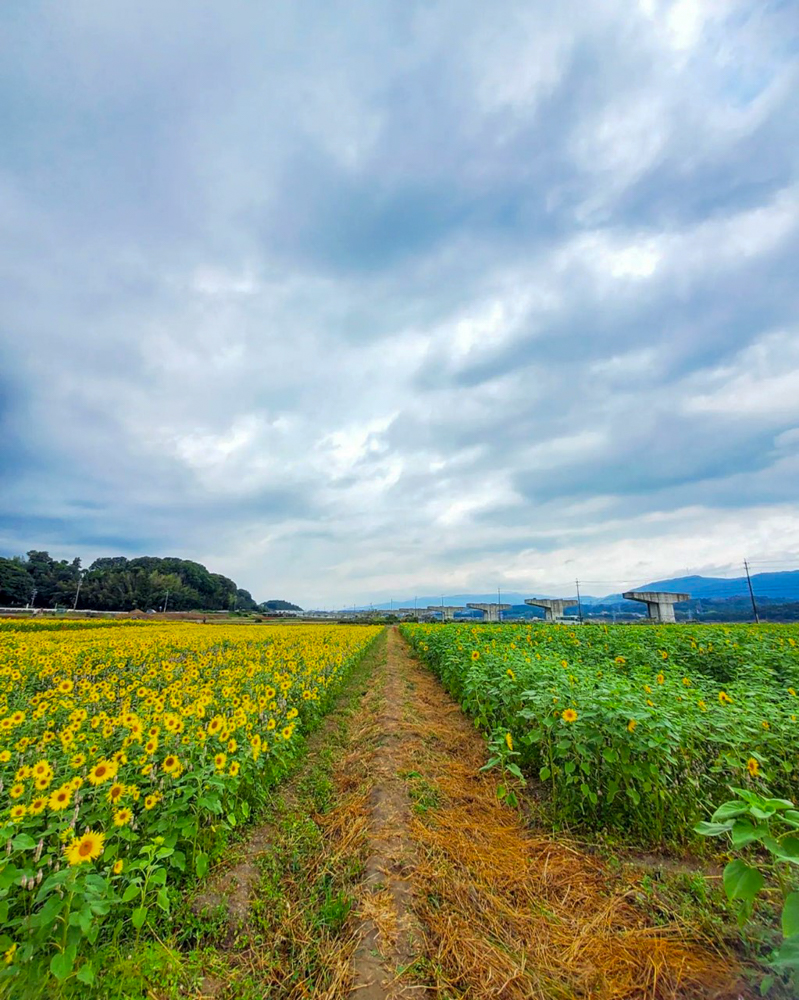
[
  {"xmin": 401, "ymin": 621, "xmax": 799, "ymax": 843},
  {"xmin": 0, "ymin": 621, "xmax": 380, "ymax": 992}
]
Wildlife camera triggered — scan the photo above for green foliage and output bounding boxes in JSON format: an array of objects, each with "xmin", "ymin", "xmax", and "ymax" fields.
[
  {"xmin": 401, "ymin": 621, "xmax": 799, "ymax": 843},
  {"xmin": 695, "ymin": 787, "xmax": 799, "ymax": 992},
  {"xmin": 0, "ymin": 550, "xmax": 288, "ymax": 613}
]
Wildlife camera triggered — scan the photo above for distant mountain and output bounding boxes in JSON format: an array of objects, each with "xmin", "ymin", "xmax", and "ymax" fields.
[
  {"xmin": 258, "ymin": 599, "xmax": 303, "ymax": 612},
  {"xmin": 601, "ymin": 571, "xmax": 799, "ymax": 603},
  {"xmin": 349, "ymin": 571, "xmax": 799, "ymax": 614},
  {"xmin": 351, "ymin": 592, "xmax": 593, "ymax": 613}
]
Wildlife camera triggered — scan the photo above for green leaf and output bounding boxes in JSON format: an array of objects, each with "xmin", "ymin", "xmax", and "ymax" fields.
[
  {"xmin": 156, "ymin": 888, "xmax": 170, "ymax": 912},
  {"xmin": 764, "ymin": 798, "xmax": 794, "ymax": 812},
  {"xmin": 11, "ymin": 833, "xmax": 37, "ymax": 851},
  {"xmin": 781, "ymin": 810, "xmax": 799, "ymax": 829},
  {"xmin": 694, "ymin": 820, "xmax": 734, "ymax": 837},
  {"xmin": 0, "ymin": 864, "xmax": 20, "ymax": 891},
  {"xmin": 76, "ymin": 962, "xmax": 95, "ymax": 986},
  {"xmin": 150, "ymin": 867, "xmax": 167, "ymax": 886},
  {"xmin": 195, "ymin": 852, "xmax": 209, "ymax": 878},
  {"xmin": 763, "ymin": 836, "xmax": 799, "ymax": 864},
  {"xmin": 131, "ymin": 906, "xmax": 148, "ymax": 930},
  {"xmin": 723, "ymin": 859, "xmax": 765, "ymax": 904},
  {"xmin": 759, "ymin": 974, "xmax": 775, "ymax": 996},
  {"xmin": 782, "ymin": 893, "xmax": 799, "ymax": 939},
  {"xmin": 626, "ymin": 787, "xmax": 641, "ymax": 806},
  {"xmin": 711, "ymin": 801, "xmax": 750, "ymax": 823},
  {"xmin": 769, "ymin": 934, "xmax": 799, "ymax": 969},
  {"xmin": 731, "ymin": 821, "xmax": 763, "ymax": 849},
  {"xmin": 539, "ymin": 766, "xmax": 551, "ymax": 781},
  {"xmin": 564, "ymin": 761, "xmax": 576, "ymax": 774},
  {"xmin": 50, "ymin": 945, "xmax": 76, "ymax": 982},
  {"xmin": 506, "ymin": 763, "xmax": 525, "ymax": 782},
  {"xmin": 122, "ymin": 885, "xmax": 139, "ymax": 903}
]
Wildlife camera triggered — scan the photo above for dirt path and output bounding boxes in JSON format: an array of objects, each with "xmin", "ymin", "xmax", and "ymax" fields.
[
  {"xmin": 348, "ymin": 627, "xmax": 745, "ymax": 1000},
  {"xmin": 349, "ymin": 631, "xmax": 424, "ymax": 999}
]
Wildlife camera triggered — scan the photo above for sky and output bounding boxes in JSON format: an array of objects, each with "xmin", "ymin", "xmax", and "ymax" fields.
[{"xmin": 1, "ymin": 0, "xmax": 798, "ymax": 607}]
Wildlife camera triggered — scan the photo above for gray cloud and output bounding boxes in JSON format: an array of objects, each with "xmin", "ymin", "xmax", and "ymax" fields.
[{"xmin": 1, "ymin": 0, "xmax": 798, "ymax": 605}]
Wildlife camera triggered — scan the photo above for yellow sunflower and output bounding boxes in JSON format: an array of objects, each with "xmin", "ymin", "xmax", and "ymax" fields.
[{"xmin": 65, "ymin": 830, "xmax": 106, "ymax": 866}]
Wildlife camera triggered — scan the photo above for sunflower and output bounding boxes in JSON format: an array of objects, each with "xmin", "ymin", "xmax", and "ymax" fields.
[
  {"xmin": 471, "ymin": 650, "xmax": 480, "ymax": 661},
  {"xmin": 58, "ymin": 680, "xmax": 74, "ymax": 694},
  {"xmin": 718, "ymin": 691, "xmax": 733, "ymax": 705},
  {"xmin": 656, "ymin": 673, "xmax": 665, "ymax": 685},
  {"xmin": 504, "ymin": 732, "xmax": 513, "ymax": 751},
  {"xmin": 144, "ymin": 793, "xmax": 161, "ymax": 810},
  {"xmin": 746, "ymin": 757, "xmax": 760, "ymax": 778},
  {"xmin": 9, "ymin": 804, "xmax": 26, "ymax": 822},
  {"xmin": 48, "ymin": 785, "xmax": 73, "ymax": 811},
  {"xmin": 214, "ymin": 752, "xmax": 227, "ymax": 771},
  {"xmin": 162, "ymin": 754, "xmax": 180, "ymax": 774},
  {"xmin": 88, "ymin": 759, "xmax": 117, "ymax": 785},
  {"xmin": 561, "ymin": 708, "xmax": 578, "ymax": 723},
  {"xmin": 113, "ymin": 808, "xmax": 133, "ymax": 827},
  {"xmin": 627, "ymin": 719, "xmax": 638, "ymax": 733},
  {"xmin": 506, "ymin": 669, "xmax": 516, "ymax": 681},
  {"xmin": 113, "ymin": 860, "xmax": 124, "ymax": 875},
  {"xmin": 229, "ymin": 761, "xmax": 240, "ymax": 777},
  {"xmin": 30, "ymin": 796, "xmax": 48, "ymax": 815},
  {"xmin": 9, "ymin": 784, "xmax": 24, "ymax": 800},
  {"xmin": 107, "ymin": 783, "xmax": 125, "ymax": 804},
  {"xmin": 282, "ymin": 725, "xmax": 294, "ymax": 740},
  {"xmin": 65, "ymin": 830, "xmax": 106, "ymax": 866},
  {"xmin": 70, "ymin": 753, "xmax": 86, "ymax": 769}
]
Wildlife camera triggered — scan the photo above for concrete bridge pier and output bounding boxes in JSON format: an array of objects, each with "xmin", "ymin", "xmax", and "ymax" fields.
[
  {"xmin": 622, "ymin": 590, "xmax": 690, "ymax": 623},
  {"xmin": 426, "ymin": 605, "xmax": 462, "ymax": 621},
  {"xmin": 524, "ymin": 598, "xmax": 577, "ymax": 621},
  {"xmin": 466, "ymin": 602, "xmax": 512, "ymax": 622}
]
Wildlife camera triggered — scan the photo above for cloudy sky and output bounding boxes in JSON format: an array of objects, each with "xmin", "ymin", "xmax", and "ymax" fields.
[{"xmin": 1, "ymin": 0, "xmax": 798, "ymax": 606}]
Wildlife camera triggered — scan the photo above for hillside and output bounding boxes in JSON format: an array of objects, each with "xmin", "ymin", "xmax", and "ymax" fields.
[{"xmin": 602, "ymin": 570, "xmax": 799, "ymax": 602}]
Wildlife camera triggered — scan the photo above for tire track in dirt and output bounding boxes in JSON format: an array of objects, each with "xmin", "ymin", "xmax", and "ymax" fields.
[{"xmin": 359, "ymin": 627, "xmax": 747, "ymax": 1000}]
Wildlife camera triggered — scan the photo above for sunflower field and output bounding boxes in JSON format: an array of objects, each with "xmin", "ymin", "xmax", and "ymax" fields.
[
  {"xmin": 401, "ymin": 621, "xmax": 799, "ymax": 844},
  {"xmin": 0, "ymin": 620, "xmax": 379, "ymax": 992}
]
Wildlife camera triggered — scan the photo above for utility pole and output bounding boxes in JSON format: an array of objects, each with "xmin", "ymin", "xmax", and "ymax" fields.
[
  {"xmin": 73, "ymin": 572, "xmax": 84, "ymax": 611},
  {"xmin": 744, "ymin": 560, "xmax": 759, "ymax": 624},
  {"xmin": 414, "ymin": 595, "xmax": 417, "ymax": 621},
  {"xmin": 576, "ymin": 579, "xmax": 584, "ymax": 623},
  {"xmin": 498, "ymin": 585, "xmax": 502, "ymax": 622},
  {"xmin": 163, "ymin": 589, "xmax": 170, "ymax": 614}
]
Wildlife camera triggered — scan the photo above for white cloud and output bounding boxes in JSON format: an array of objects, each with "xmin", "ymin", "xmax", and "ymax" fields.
[{"xmin": 1, "ymin": 0, "xmax": 797, "ymax": 606}]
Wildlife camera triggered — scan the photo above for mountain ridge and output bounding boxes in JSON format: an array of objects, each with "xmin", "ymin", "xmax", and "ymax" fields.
[{"xmin": 349, "ymin": 570, "xmax": 799, "ymax": 611}]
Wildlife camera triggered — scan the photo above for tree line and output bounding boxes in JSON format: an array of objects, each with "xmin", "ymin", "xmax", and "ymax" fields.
[{"xmin": 0, "ymin": 551, "xmax": 299, "ymax": 613}]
